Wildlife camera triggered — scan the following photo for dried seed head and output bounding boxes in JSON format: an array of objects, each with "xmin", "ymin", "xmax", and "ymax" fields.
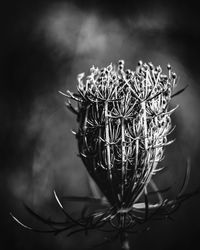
[
  {"xmin": 11, "ymin": 60, "xmax": 195, "ymax": 246},
  {"xmin": 63, "ymin": 60, "xmax": 177, "ymax": 209}
]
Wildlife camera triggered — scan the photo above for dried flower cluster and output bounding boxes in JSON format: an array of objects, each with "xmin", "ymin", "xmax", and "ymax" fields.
[
  {"xmin": 63, "ymin": 60, "xmax": 177, "ymax": 211},
  {"xmin": 11, "ymin": 60, "xmax": 196, "ymax": 250}
]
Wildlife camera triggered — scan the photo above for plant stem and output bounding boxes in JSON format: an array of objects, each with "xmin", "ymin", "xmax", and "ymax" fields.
[
  {"xmin": 120, "ymin": 232, "xmax": 130, "ymax": 250},
  {"xmin": 105, "ymin": 101, "xmax": 112, "ymax": 180},
  {"xmin": 121, "ymin": 117, "xmax": 126, "ymax": 197}
]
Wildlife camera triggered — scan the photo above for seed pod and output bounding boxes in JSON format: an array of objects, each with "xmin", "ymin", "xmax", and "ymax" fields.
[
  {"xmin": 11, "ymin": 60, "xmax": 196, "ymax": 248},
  {"xmin": 63, "ymin": 60, "xmax": 177, "ymax": 210}
]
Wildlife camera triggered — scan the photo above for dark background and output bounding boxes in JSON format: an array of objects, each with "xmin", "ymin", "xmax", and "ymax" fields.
[{"xmin": 1, "ymin": 0, "xmax": 200, "ymax": 249}]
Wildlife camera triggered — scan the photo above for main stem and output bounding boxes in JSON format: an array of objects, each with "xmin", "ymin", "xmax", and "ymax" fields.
[{"xmin": 120, "ymin": 231, "xmax": 130, "ymax": 250}]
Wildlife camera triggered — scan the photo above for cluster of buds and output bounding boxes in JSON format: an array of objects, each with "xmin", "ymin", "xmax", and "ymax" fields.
[{"xmin": 62, "ymin": 60, "xmax": 178, "ymax": 211}]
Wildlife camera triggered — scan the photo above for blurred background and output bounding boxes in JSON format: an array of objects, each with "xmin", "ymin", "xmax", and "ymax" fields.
[{"xmin": 1, "ymin": 0, "xmax": 200, "ymax": 249}]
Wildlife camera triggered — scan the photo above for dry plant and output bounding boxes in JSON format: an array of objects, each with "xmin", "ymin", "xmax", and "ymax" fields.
[{"xmin": 11, "ymin": 60, "xmax": 199, "ymax": 250}]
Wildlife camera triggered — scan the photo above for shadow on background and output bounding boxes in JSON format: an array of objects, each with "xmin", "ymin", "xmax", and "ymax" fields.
[{"xmin": 1, "ymin": 0, "xmax": 200, "ymax": 249}]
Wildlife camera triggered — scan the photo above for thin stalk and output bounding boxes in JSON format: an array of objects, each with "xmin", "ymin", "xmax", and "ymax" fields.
[
  {"xmin": 125, "ymin": 137, "xmax": 139, "ymax": 206},
  {"xmin": 141, "ymin": 101, "xmax": 148, "ymax": 150},
  {"xmin": 120, "ymin": 231, "xmax": 130, "ymax": 250},
  {"xmin": 105, "ymin": 101, "xmax": 112, "ymax": 180},
  {"xmin": 121, "ymin": 117, "xmax": 126, "ymax": 199}
]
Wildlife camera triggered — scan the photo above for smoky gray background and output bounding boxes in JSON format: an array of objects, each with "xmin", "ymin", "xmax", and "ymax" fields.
[{"xmin": 1, "ymin": 0, "xmax": 200, "ymax": 249}]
